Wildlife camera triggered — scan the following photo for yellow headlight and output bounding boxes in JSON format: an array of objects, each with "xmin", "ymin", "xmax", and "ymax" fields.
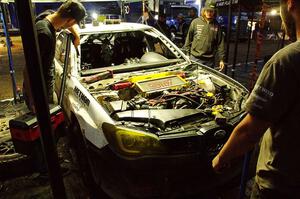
[{"xmin": 102, "ymin": 123, "xmax": 166, "ymax": 157}]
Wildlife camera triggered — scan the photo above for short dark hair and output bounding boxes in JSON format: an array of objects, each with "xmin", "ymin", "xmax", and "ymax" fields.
[{"xmin": 57, "ymin": 0, "xmax": 86, "ymax": 24}]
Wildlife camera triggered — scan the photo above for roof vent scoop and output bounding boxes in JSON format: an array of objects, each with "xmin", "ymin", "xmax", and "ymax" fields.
[{"xmin": 140, "ymin": 52, "xmax": 168, "ymax": 63}]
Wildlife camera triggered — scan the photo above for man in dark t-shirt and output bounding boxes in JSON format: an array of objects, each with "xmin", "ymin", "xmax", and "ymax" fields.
[
  {"xmin": 212, "ymin": 0, "xmax": 300, "ymax": 198},
  {"xmin": 23, "ymin": 0, "xmax": 86, "ymax": 112},
  {"xmin": 23, "ymin": 0, "xmax": 86, "ymax": 175},
  {"xmin": 175, "ymin": 13, "xmax": 189, "ymax": 48},
  {"xmin": 154, "ymin": 13, "xmax": 171, "ymax": 38}
]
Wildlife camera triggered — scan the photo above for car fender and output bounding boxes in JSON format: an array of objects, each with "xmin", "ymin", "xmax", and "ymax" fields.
[{"xmin": 66, "ymin": 76, "xmax": 114, "ymax": 149}]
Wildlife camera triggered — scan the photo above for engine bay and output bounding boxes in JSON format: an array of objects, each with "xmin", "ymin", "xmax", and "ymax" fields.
[{"xmin": 83, "ymin": 64, "xmax": 248, "ymax": 134}]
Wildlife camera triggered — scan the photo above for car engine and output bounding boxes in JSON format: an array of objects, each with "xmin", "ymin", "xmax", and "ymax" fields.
[{"xmin": 84, "ymin": 65, "xmax": 247, "ymax": 133}]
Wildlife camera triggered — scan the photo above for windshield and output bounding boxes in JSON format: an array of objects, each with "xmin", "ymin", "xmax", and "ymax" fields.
[{"xmin": 80, "ymin": 29, "xmax": 181, "ymax": 71}]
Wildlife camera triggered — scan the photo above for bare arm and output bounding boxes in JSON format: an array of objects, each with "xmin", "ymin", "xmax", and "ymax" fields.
[
  {"xmin": 68, "ymin": 24, "xmax": 80, "ymax": 47},
  {"xmin": 212, "ymin": 113, "xmax": 270, "ymax": 173}
]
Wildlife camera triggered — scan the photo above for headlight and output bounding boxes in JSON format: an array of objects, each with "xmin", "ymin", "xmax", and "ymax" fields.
[{"xmin": 102, "ymin": 123, "xmax": 166, "ymax": 157}]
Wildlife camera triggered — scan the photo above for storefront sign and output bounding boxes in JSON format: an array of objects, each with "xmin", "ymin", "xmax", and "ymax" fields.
[{"xmin": 215, "ymin": 0, "xmax": 239, "ymax": 7}]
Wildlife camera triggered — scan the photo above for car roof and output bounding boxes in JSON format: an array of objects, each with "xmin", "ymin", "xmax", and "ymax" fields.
[{"xmin": 78, "ymin": 22, "xmax": 153, "ymax": 35}]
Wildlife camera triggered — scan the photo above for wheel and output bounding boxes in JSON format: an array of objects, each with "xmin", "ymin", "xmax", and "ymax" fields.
[
  {"xmin": 0, "ymin": 100, "xmax": 33, "ymax": 178},
  {"xmin": 0, "ymin": 128, "xmax": 31, "ymax": 179},
  {"xmin": 69, "ymin": 118, "xmax": 110, "ymax": 198}
]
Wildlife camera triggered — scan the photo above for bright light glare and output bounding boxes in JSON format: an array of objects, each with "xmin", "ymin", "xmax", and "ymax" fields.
[
  {"xmin": 194, "ymin": 0, "xmax": 200, "ymax": 5},
  {"xmin": 154, "ymin": 15, "xmax": 158, "ymax": 20},
  {"xmin": 270, "ymin": 9, "xmax": 277, "ymax": 16},
  {"xmin": 92, "ymin": 12, "xmax": 98, "ymax": 20}
]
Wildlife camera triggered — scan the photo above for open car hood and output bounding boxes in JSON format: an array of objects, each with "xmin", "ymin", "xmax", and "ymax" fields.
[{"xmin": 82, "ymin": 62, "xmax": 248, "ymax": 134}]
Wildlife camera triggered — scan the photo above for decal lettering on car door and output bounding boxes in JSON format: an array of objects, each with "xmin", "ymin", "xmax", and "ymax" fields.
[{"xmin": 74, "ymin": 86, "xmax": 90, "ymax": 107}]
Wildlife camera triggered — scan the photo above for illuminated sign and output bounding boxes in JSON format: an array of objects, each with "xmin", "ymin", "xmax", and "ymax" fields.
[{"xmin": 215, "ymin": 0, "xmax": 239, "ymax": 7}]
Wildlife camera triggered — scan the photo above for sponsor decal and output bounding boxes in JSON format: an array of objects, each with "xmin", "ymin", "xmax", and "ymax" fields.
[
  {"xmin": 254, "ymin": 85, "xmax": 274, "ymax": 98},
  {"xmin": 74, "ymin": 86, "xmax": 90, "ymax": 107}
]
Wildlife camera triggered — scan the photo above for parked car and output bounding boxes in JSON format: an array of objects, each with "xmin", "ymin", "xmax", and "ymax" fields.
[{"xmin": 54, "ymin": 21, "xmax": 249, "ymax": 198}]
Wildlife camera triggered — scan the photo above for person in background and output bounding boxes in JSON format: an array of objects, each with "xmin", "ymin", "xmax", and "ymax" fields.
[
  {"xmin": 22, "ymin": 0, "xmax": 86, "ymax": 177},
  {"xmin": 188, "ymin": 7, "xmax": 198, "ymax": 23},
  {"xmin": 154, "ymin": 13, "xmax": 171, "ymax": 38},
  {"xmin": 175, "ymin": 13, "xmax": 189, "ymax": 47},
  {"xmin": 143, "ymin": 10, "xmax": 156, "ymax": 27},
  {"xmin": 184, "ymin": 1, "xmax": 225, "ymax": 70},
  {"xmin": 212, "ymin": 0, "xmax": 300, "ymax": 198}
]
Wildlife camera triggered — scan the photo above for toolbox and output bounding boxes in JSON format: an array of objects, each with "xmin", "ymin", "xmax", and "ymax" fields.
[{"xmin": 9, "ymin": 105, "xmax": 65, "ymax": 155}]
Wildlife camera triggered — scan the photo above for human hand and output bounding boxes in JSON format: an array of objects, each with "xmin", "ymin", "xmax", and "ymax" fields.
[
  {"xmin": 212, "ymin": 155, "xmax": 230, "ymax": 174},
  {"xmin": 219, "ymin": 60, "xmax": 225, "ymax": 71}
]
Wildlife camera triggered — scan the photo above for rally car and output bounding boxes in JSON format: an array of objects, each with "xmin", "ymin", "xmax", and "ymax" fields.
[{"xmin": 54, "ymin": 20, "xmax": 249, "ymax": 198}]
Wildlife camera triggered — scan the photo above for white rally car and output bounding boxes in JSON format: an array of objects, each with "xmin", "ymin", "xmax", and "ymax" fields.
[{"xmin": 54, "ymin": 21, "xmax": 249, "ymax": 198}]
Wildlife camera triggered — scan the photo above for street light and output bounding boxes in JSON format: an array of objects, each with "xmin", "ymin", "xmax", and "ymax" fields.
[
  {"xmin": 270, "ymin": 9, "xmax": 277, "ymax": 16},
  {"xmin": 92, "ymin": 12, "xmax": 99, "ymax": 26},
  {"xmin": 92, "ymin": 12, "xmax": 98, "ymax": 20}
]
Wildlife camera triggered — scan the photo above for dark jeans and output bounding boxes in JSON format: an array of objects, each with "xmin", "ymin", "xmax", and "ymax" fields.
[
  {"xmin": 32, "ymin": 130, "xmax": 61, "ymax": 174},
  {"xmin": 32, "ymin": 140, "xmax": 48, "ymax": 173},
  {"xmin": 23, "ymin": 90, "xmax": 59, "ymax": 174},
  {"xmin": 190, "ymin": 55, "xmax": 214, "ymax": 68},
  {"xmin": 250, "ymin": 181, "xmax": 294, "ymax": 199}
]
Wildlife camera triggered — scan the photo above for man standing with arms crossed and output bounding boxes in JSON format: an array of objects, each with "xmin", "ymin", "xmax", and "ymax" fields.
[
  {"xmin": 212, "ymin": 0, "xmax": 300, "ymax": 198},
  {"xmin": 184, "ymin": 0, "xmax": 225, "ymax": 70}
]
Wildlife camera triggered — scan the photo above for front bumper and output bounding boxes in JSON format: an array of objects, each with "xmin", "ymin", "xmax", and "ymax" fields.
[{"xmin": 86, "ymin": 142, "xmax": 242, "ymax": 199}]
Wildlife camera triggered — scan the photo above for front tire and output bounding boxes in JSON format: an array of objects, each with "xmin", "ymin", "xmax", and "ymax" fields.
[
  {"xmin": 69, "ymin": 119, "xmax": 109, "ymax": 198},
  {"xmin": 0, "ymin": 124, "xmax": 31, "ymax": 179}
]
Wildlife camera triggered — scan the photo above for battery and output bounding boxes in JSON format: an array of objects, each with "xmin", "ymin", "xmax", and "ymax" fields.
[{"xmin": 9, "ymin": 105, "xmax": 65, "ymax": 155}]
